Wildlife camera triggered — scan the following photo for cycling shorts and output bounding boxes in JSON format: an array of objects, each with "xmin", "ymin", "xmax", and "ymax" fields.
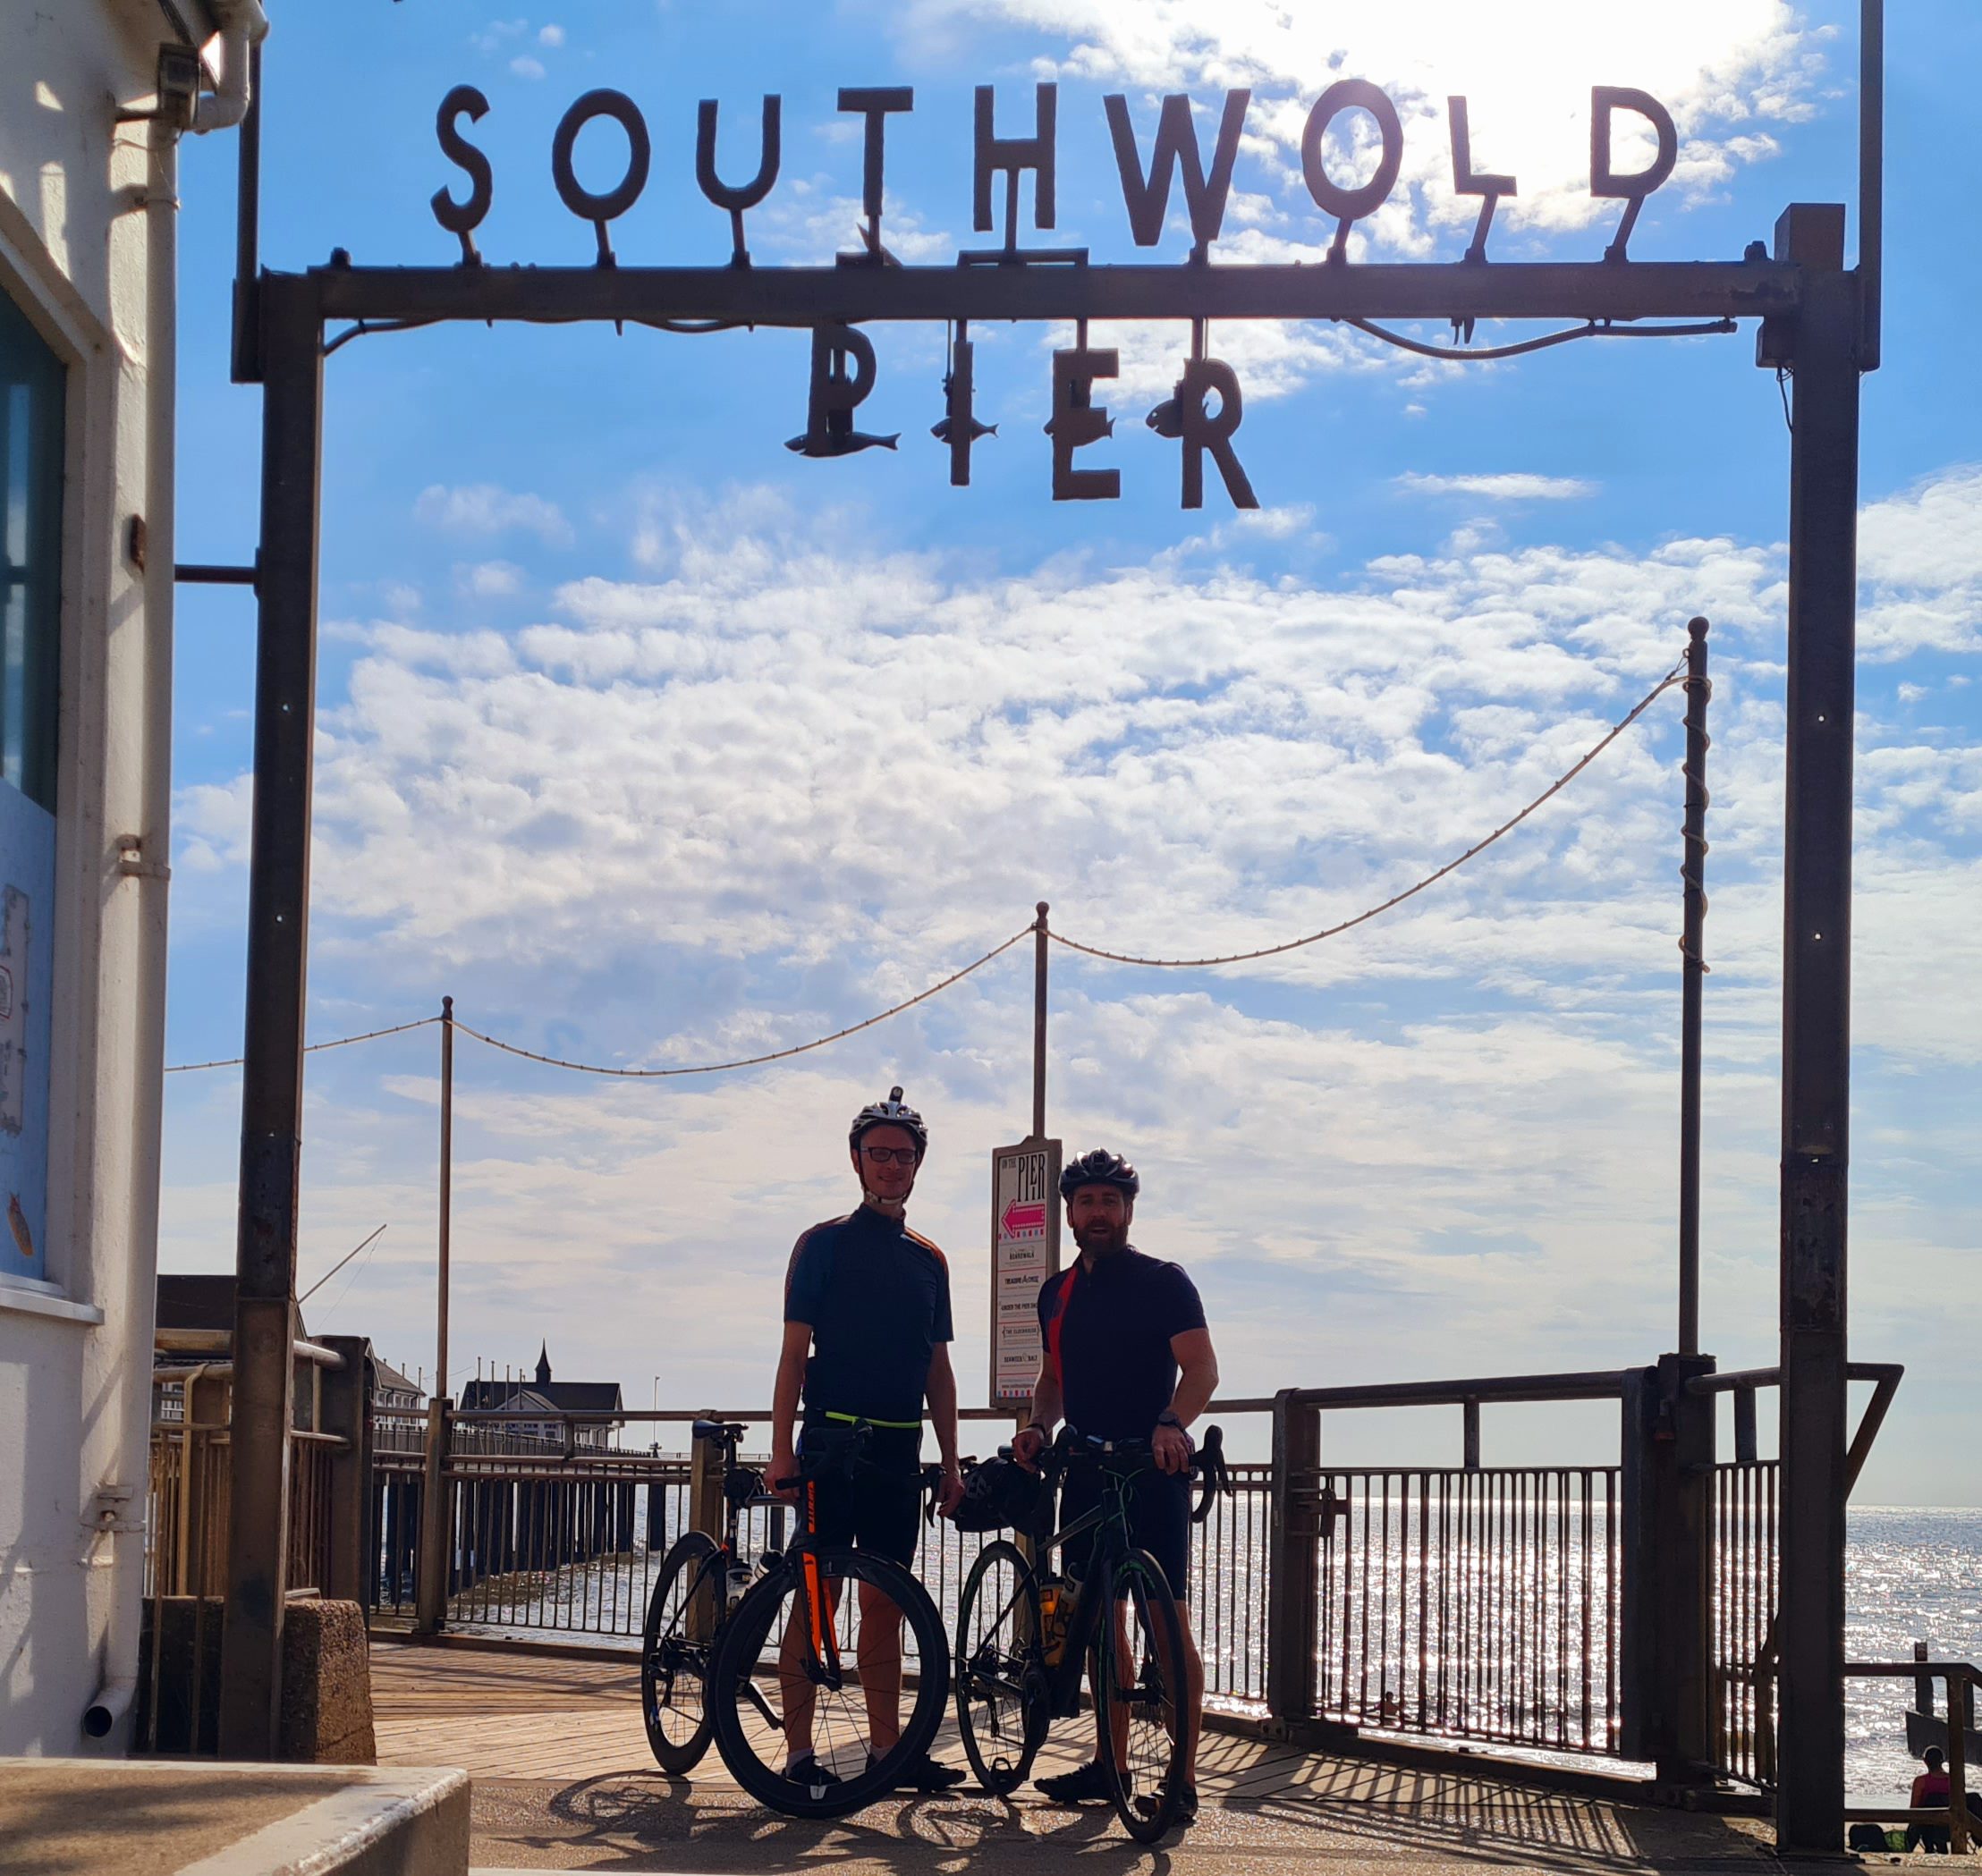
[
  {"xmin": 798, "ymin": 1420, "xmax": 923, "ymax": 1567},
  {"xmin": 1056, "ymin": 1462, "xmax": 1190, "ymax": 1599}
]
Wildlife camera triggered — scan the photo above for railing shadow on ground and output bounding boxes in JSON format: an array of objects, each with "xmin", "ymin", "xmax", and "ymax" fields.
[{"xmin": 502, "ymin": 1762, "xmax": 1776, "ymax": 1876}]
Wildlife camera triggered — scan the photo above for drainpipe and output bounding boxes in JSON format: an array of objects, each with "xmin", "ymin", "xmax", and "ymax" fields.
[
  {"xmin": 191, "ymin": 0, "xmax": 269, "ymax": 136},
  {"xmin": 82, "ymin": 107, "xmax": 188, "ymax": 1759}
]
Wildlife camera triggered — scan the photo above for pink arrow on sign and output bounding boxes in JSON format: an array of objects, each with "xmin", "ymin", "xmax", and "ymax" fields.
[{"xmin": 1001, "ymin": 1199, "xmax": 1047, "ymax": 1238}]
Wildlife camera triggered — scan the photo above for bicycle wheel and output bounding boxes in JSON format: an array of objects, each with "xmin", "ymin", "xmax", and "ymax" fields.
[
  {"xmin": 954, "ymin": 1539, "xmax": 1048, "ymax": 1795},
  {"xmin": 1096, "ymin": 1548, "xmax": 1188, "ymax": 1844},
  {"xmin": 642, "ymin": 1530, "xmax": 723, "ymax": 1774},
  {"xmin": 708, "ymin": 1544, "xmax": 950, "ymax": 1818}
]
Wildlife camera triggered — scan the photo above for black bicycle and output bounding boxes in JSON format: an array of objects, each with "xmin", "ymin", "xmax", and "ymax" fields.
[
  {"xmin": 641, "ymin": 1419, "xmax": 777, "ymax": 1772},
  {"xmin": 953, "ymin": 1424, "xmax": 1227, "ymax": 1844},
  {"xmin": 694, "ymin": 1422, "xmax": 951, "ymax": 1817}
]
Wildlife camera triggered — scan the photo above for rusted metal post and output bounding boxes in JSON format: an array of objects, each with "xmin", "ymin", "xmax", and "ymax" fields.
[
  {"xmin": 685, "ymin": 1417, "xmax": 726, "ymax": 1644},
  {"xmin": 1266, "ymin": 1389, "xmax": 1321, "ymax": 1725},
  {"xmin": 1031, "ymin": 902, "xmax": 1049, "ymax": 1139},
  {"xmin": 1678, "ymin": 617, "xmax": 1711, "ymax": 1356},
  {"xmin": 414, "ymin": 1398, "xmax": 451, "ymax": 1634},
  {"xmin": 436, "ymin": 997, "xmax": 454, "ymax": 1407},
  {"xmin": 319, "ymin": 1338, "xmax": 375, "ymax": 1604},
  {"xmin": 220, "ymin": 274, "xmax": 324, "ymax": 1760},
  {"xmin": 1770, "ymin": 202, "xmax": 1860, "ymax": 1855}
]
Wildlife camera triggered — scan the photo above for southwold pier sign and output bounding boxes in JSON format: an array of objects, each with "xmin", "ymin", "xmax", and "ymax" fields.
[{"xmin": 427, "ymin": 79, "xmax": 1698, "ymax": 509}]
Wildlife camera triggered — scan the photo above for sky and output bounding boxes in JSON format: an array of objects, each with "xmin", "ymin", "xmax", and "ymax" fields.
[{"xmin": 159, "ymin": 1, "xmax": 1980, "ymax": 1500}]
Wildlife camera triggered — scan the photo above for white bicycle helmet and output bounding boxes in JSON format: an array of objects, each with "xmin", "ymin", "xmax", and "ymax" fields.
[{"xmin": 850, "ymin": 1086, "xmax": 927, "ymax": 1156}]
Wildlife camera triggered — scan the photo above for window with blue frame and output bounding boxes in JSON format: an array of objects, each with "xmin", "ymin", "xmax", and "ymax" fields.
[{"xmin": 0, "ymin": 289, "xmax": 63, "ymax": 1286}]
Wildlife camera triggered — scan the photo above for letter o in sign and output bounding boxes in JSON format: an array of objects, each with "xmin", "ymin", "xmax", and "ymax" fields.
[
  {"xmin": 552, "ymin": 88, "xmax": 652, "ymax": 225},
  {"xmin": 1301, "ymin": 79, "xmax": 1403, "ymax": 232}
]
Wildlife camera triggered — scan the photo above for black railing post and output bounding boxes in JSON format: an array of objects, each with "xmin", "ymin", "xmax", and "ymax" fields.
[
  {"xmin": 1619, "ymin": 1356, "xmax": 1716, "ymax": 1782},
  {"xmin": 415, "ymin": 1398, "xmax": 452, "ymax": 1634},
  {"xmin": 1266, "ymin": 1389, "xmax": 1321, "ymax": 1727}
]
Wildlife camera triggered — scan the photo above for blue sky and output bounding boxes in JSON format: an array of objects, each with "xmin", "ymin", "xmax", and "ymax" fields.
[{"xmin": 159, "ymin": 2, "xmax": 1979, "ymax": 1498}]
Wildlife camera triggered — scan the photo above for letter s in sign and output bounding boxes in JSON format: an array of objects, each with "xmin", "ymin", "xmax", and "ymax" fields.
[{"xmin": 431, "ymin": 85, "xmax": 493, "ymax": 266}]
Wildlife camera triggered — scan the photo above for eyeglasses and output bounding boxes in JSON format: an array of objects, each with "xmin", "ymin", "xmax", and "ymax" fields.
[{"xmin": 861, "ymin": 1145, "xmax": 920, "ymax": 1165}]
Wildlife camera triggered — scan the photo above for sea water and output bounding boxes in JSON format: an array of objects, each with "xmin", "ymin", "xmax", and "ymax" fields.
[{"xmin": 1848, "ymin": 1508, "xmax": 1982, "ymax": 1803}]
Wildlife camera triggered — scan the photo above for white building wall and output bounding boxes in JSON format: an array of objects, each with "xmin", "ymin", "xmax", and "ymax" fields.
[{"xmin": 0, "ymin": 0, "xmax": 188, "ymax": 1755}]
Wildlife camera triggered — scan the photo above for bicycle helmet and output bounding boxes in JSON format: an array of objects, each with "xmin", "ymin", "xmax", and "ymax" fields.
[
  {"xmin": 850, "ymin": 1085, "xmax": 928, "ymax": 1156},
  {"xmin": 950, "ymin": 1454, "xmax": 1052, "ymax": 1535},
  {"xmin": 1059, "ymin": 1146, "xmax": 1139, "ymax": 1201}
]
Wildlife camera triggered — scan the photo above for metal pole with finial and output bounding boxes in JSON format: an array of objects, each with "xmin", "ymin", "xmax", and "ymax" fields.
[
  {"xmin": 1678, "ymin": 620, "xmax": 1711, "ymax": 1356},
  {"xmin": 1031, "ymin": 902, "xmax": 1049, "ymax": 1139},
  {"xmin": 436, "ymin": 996, "xmax": 454, "ymax": 1400}
]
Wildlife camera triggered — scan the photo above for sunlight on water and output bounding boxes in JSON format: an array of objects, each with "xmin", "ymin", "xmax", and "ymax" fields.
[{"xmin": 1847, "ymin": 1508, "xmax": 1982, "ymax": 1802}]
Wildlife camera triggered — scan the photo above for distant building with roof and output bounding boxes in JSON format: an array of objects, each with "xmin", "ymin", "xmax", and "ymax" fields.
[{"xmin": 458, "ymin": 1344, "xmax": 624, "ymax": 1449}]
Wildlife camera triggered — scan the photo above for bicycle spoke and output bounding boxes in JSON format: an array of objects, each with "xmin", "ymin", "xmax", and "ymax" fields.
[
  {"xmin": 1100, "ymin": 1553, "xmax": 1186, "ymax": 1841},
  {"xmin": 713, "ymin": 1546, "xmax": 949, "ymax": 1814},
  {"xmin": 954, "ymin": 1540, "xmax": 1045, "ymax": 1794}
]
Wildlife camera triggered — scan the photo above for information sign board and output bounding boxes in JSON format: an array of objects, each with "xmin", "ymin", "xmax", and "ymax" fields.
[{"xmin": 989, "ymin": 1137, "xmax": 1060, "ymax": 1407}]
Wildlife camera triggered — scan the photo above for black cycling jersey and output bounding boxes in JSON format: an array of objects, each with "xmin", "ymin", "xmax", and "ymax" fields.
[
  {"xmin": 784, "ymin": 1203, "xmax": 953, "ymax": 1427},
  {"xmin": 1037, "ymin": 1245, "xmax": 1205, "ymax": 1442}
]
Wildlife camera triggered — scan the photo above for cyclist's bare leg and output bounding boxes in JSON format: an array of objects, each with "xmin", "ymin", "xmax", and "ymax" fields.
[
  {"xmin": 776, "ymin": 1573, "xmax": 839, "ymax": 1762},
  {"xmin": 855, "ymin": 1578, "xmax": 903, "ymax": 1755},
  {"xmin": 1092, "ymin": 1596, "xmax": 1202, "ymax": 1779},
  {"xmin": 1176, "ymin": 1601, "xmax": 1204, "ymax": 1779}
]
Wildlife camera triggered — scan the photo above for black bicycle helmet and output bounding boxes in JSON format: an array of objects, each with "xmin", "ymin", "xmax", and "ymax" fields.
[
  {"xmin": 1059, "ymin": 1146, "xmax": 1139, "ymax": 1201},
  {"xmin": 849, "ymin": 1085, "xmax": 928, "ymax": 1155},
  {"xmin": 950, "ymin": 1454, "xmax": 1052, "ymax": 1535}
]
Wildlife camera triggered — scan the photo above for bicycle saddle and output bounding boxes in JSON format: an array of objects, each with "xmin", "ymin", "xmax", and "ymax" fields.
[{"xmin": 691, "ymin": 1418, "xmax": 747, "ymax": 1441}]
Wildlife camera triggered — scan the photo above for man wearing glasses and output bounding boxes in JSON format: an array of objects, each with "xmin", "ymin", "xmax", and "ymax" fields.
[{"xmin": 768, "ymin": 1086, "xmax": 966, "ymax": 1792}]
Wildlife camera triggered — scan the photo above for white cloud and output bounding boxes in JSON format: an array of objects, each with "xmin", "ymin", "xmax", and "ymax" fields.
[
  {"xmin": 538, "ymin": 23, "xmax": 564, "ymax": 46},
  {"xmin": 414, "ymin": 483, "xmax": 573, "ymax": 546},
  {"xmin": 460, "ymin": 560, "xmax": 525, "ymax": 597},
  {"xmin": 163, "ymin": 463, "xmax": 1982, "ymax": 1500},
  {"xmin": 510, "ymin": 55, "xmax": 546, "ymax": 80},
  {"xmin": 905, "ymin": 1, "xmax": 1815, "ymax": 252},
  {"xmin": 1398, "ymin": 472, "xmax": 1599, "ymax": 502}
]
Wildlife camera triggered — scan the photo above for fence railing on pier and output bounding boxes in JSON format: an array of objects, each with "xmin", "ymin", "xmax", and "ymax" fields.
[
  {"xmin": 143, "ymin": 1341, "xmax": 1921, "ymax": 1794},
  {"xmin": 360, "ymin": 1367, "xmax": 1695, "ymax": 1776}
]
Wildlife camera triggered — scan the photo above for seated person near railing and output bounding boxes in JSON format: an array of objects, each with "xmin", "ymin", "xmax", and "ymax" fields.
[
  {"xmin": 1013, "ymin": 1148, "xmax": 1220, "ymax": 1825},
  {"xmin": 1910, "ymin": 1747, "xmax": 1953, "ymax": 1852},
  {"xmin": 768, "ymin": 1086, "xmax": 966, "ymax": 1796}
]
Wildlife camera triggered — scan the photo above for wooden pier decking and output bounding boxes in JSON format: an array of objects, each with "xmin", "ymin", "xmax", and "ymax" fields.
[{"xmin": 370, "ymin": 1639, "xmax": 1789, "ymax": 1873}]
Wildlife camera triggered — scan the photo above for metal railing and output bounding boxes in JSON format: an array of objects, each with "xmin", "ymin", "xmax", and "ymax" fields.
[
  {"xmin": 1843, "ymin": 1661, "xmax": 1979, "ymax": 1854},
  {"xmin": 1312, "ymin": 1466, "xmax": 1622, "ymax": 1753},
  {"xmin": 142, "ymin": 1344, "xmax": 364, "ymax": 1753},
  {"xmin": 1713, "ymin": 1457, "xmax": 1779, "ymax": 1786},
  {"xmin": 354, "ymin": 1354, "xmax": 1914, "ymax": 1794}
]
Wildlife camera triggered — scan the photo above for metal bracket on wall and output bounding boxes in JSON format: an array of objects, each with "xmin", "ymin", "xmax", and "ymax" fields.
[{"xmin": 115, "ymin": 835, "xmax": 170, "ymax": 883}]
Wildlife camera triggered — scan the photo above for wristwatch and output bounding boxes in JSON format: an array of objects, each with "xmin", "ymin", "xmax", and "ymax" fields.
[{"xmin": 1156, "ymin": 1410, "xmax": 1184, "ymax": 1431}]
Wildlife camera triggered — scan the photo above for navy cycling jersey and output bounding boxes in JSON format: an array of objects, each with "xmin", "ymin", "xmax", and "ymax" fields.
[
  {"xmin": 1037, "ymin": 1246, "xmax": 1206, "ymax": 1442},
  {"xmin": 784, "ymin": 1203, "xmax": 953, "ymax": 1425}
]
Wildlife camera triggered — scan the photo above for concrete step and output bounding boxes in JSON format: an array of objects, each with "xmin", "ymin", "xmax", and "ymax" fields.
[{"xmin": 0, "ymin": 1760, "xmax": 468, "ymax": 1875}]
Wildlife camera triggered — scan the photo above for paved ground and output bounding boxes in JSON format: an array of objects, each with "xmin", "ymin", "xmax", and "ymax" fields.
[
  {"xmin": 373, "ymin": 1642, "xmax": 1786, "ymax": 1875},
  {"xmin": 3, "ymin": 1759, "xmax": 467, "ymax": 1876}
]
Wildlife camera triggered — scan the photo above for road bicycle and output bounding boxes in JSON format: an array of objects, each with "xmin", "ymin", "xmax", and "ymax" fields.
[
  {"xmin": 639, "ymin": 1417, "xmax": 770, "ymax": 1774},
  {"xmin": 953, "ymin": 1424, "xmax": 1228, "ymax": 1844},
  {"xmin": 678, "ymin": 1421, "xmax": 951, "ymax": 1816}
]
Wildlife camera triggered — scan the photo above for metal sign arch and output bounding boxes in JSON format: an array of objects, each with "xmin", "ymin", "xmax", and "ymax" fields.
[{"xmin": 215, "ymin": 31, "xmax": 1880, "ymax": 1859}]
